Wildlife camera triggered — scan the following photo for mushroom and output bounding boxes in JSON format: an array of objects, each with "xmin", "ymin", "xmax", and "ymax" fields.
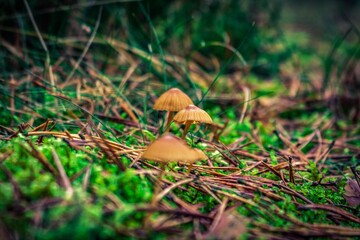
[
  {"xmin": 141, "ymin": 133, "xmax": 206, "ymax": 165},
  {"xmin": 153, "ymin": 88, "xmax": 193, "ymax": 131},
  {"xmin": 141, "ymin": 133, "xmax": 207, "ymax": 206},
  {"xmin": 141, "ymin": 133, "xmax": 207, "ymax": 208},
  {"xmin": 173, "ymin": 104, "xmax": 213, "ymax": 139}
]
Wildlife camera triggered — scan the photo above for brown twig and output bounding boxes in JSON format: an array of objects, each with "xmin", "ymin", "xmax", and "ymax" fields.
[
  {"xmin": 297, "ymin": 204, "xmax": 360, "ymax": 224},
  {"xmin": 135, "ymin": 206, "xmax": 213, "ymax": 220},
  {"xmin": 24, "ymin": 141, "xmax": 59, "ymax": 178}
]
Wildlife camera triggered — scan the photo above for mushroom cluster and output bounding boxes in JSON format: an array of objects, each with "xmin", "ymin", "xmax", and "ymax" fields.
[
  {"xmin": 141, "ymin": 87, "xmax": 214, "ymax": 171},
  {"xmin": 153, "ymin": 88, "xmax": 213, "ymax": 138},
  {"xmin": 153, "ymin": 88, "xmax": 193, "ymax": 132}
]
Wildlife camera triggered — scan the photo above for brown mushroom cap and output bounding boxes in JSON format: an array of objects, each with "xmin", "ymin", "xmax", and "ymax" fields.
[
  {"xmin": 141, "ymin": 133, "xmax": 206, "ymax": 163},
  {"xmin": 153, "ymin": 88, "xmax": 193, "ymax": 112},
  {"xmin": 194, "ymin": 148, "xmax": 207, "ymax": 161},
  {"xmin": 173, "ymin": 104, "xmax": 213, "ymax": 124}
]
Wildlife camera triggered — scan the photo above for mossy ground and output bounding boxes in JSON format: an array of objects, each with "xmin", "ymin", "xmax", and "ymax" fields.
[{"xmin": 0, "ymin": 1, "xmax": 360, "ymax": 239}]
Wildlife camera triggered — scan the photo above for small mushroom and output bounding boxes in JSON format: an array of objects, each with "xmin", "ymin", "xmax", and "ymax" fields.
[
  {"xmin": 173, "ymin": 104, "xmax": 213, "ymax": 139},
  {"xmin": 141, "ymin": 133, "xmax": 207, "ymax": 205},
  {"xmin": 153, "ymin": 88, "xmax": 193, "ymax": 131},
  {"xmin": 141, "ymin": 133, "xmax": 206, "ymax": 165}
]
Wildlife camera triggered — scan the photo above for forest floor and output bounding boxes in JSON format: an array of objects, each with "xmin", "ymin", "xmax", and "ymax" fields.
[{"xmin": 0, "ymin": 1, "xmax": 360, "ymax": 239}]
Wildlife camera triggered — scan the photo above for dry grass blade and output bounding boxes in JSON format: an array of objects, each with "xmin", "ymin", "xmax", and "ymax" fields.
[
  {"xmin": 215, "ymin": 189, "xmax": 257, "ymax": 207},
  {"xmin": 0, "ymin": 219, "xmax": 12, "ymax": 240},
  {"xmin": 0, "ymin": 151, "xmax": 14, "ymax": 164},
  {"xmin": 214, "ymin": 144, "xmax": 239, "ymax": 166},
  {"xmin": 0, "ymin": 125, "xmax": 16, "ymax": 136},
  {"xmin": 82, "ymin": 166, "xmax": 92, "ymax": 190},
  {"xmin": 288, "ymin": 156, "xmax": 295, "ymax": 184},
  {"xmin": 260, "ymin": 161, "xmax": 283, "ymax": 180},
  {"xmin": 234, "ymin": 149, "xmax": 265, "ymax": 162},
  {"xmin": 154, "ymin": 178, "xmax": 194, "ymax": 204},
  {"xmin": 208, "ymin": 197, "xmax": 228, "ymax": 234},
  {"xmin": 65, "ymin": 7, "xmax": 102, "ymax": 83},
  {"xmin": 298, "ymin": 204, "xmax": 360, "ymax": 224},
  {"xmin": 30, "ymin": 120, "xmax": 55, "ymax": 132},
  {"xmin": 26, "ymin": 130, "xmax": 140, "ymax": 158},
  {"xmin": 135, "ymin": 206, "xmax": 213, "ymax": 220},
  {"xmin": 95, "ymin": 114, "xmax": 158, "ymax": 132},
  {"xmin": 254, "ymin": 221, "xmax": 360, "ymax": 238},
  {"xmin": 275, "ymin": 130, "xmax": 309, "ymax": 163},
  {"xmin": 24, "ymin": 141, "xmax": 59, "ymax": 178},
  {"xmin": 257, "ymin": 161, "xmax": 306, "ymax": 174},
  {"xmin": 273, "ymin": 183, "xmax": 313, "ymax": 204},
  {"xmin": 0, "ymin": 163, "xmax": 22, "ymax": 202},
  {"xmin": 52, "ymin": 149, "xmax": 74, "ymax": 198},
  {"xmin": 239, "ymin": 86, "xmax": 250, "ymax": 123}
]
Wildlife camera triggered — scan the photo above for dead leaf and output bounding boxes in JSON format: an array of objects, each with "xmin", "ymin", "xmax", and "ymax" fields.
[
  {"xmin": 344, "ymin": 179, "xmax": 360, "ymax": 207},
  {"xmin": 206, "ymin": 212, "xmax": 248, "ymax": 240}
]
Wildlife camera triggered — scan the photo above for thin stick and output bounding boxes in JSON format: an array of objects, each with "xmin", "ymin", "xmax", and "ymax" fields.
[
  {"xmin": 65, "ymin": 7, "xmax": 103, "ymax": 83},
  {"xmin": 23, "ymin": 0, "xmax": 48, "ymax": 53}
]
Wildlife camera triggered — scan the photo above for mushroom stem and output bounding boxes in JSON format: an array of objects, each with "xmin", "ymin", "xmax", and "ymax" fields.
[
  {"xmin": 164, "ymin": 111, "xmax": 175, "ymax": 132},
  {"xmin": 145, "ymin": 163, "xmax": 166, "ymax": 228},
  {"xmin": 181, "ymin": 121, "xmax": 192, "ymax": 139},
  {"xmin": 151, "ymin": 163, "xmax": 166, "ymax": 206},
  {"xmin": 187, "ymin": 163, "xmax": 194, "ymax": 173}
]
